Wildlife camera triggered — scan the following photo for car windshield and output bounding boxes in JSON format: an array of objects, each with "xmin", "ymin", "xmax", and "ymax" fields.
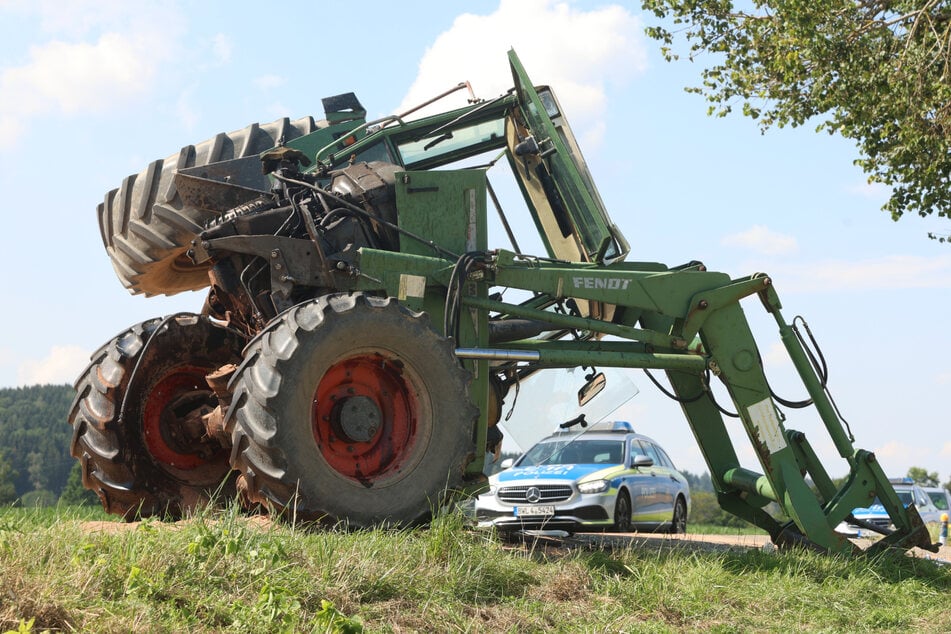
[{"xmin": 518, "ymin": 439, "xmax": 625, "ymax": 466}]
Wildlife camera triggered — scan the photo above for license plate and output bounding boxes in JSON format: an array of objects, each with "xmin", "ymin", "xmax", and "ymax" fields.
[{"xmin": 515, "ymin": 505, "xmax": 555, "ymax": 517}]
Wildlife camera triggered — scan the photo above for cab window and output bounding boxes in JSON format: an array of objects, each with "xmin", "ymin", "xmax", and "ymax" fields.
[{"xmin": 397, "ymin": 119, "xmax": 505, "ymax": 168}]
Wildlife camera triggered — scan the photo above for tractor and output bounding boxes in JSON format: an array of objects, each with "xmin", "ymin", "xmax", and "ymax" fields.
[{"xmin": 69, "ymin": 50, "xmax": 937, "ymax": 555}]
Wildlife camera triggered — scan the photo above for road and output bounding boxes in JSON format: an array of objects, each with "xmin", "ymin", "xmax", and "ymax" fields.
[{"xmin": 572, "ymin": 531, "xmax": 951, "ymax": 563}]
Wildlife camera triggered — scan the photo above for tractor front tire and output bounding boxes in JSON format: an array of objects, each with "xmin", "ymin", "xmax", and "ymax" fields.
[
  {"xmin": 228, "ymin": 293, "xmax": 477, "ymax": 527},
  {"xmin": 68, "ymin": 315, "xmax": 246, "ymax": 519}
]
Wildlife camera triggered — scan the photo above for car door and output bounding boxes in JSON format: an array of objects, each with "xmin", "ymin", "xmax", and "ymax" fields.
[
  {"xmin": 646, "ymin": 441, "xmax": 682, "ymax": 516},
  {"xmin": 912, "ymin": 485, "xmax": 942, "ymax": 524},
  {"xmin": 627, "ymin": 439, "xmax": 670, "ymax": 525}
]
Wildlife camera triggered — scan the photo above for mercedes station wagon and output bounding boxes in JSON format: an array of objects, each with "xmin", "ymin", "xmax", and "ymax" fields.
[{"xmin": 475, "ymin": 421, "xmax": 690, "ymax": 535}]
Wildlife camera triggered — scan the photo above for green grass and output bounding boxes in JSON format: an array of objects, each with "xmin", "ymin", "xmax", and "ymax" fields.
[{"xmin": 0, "ymin": 503, "xmax": 948, "ymax": 633}]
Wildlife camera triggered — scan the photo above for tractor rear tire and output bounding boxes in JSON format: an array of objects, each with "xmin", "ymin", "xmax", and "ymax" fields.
[
  {"xmin": 228, "ymin": 293, "xmax": 477, "ymax": 527},
  {"xmin": 99, "ymin": 116, "xmax": 319, "ymax": 297},
  {"xmin": 68, "ymin": 315, "xmax": 246, "ymax": 519}
]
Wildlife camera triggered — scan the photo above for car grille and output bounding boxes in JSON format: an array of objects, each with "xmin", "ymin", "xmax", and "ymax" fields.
[{"xmin": 498, "ymin": 484, "xmax": 573, "ymax": 504}]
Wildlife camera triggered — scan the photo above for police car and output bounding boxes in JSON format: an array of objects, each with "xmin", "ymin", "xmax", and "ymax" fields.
[
  {"xmin": 474, "ymin": 421, "xmax": 690, "ymax": 534},
  {"xmin": 846, "ymin": 477, "xmax": 944, "ymax": 534}
]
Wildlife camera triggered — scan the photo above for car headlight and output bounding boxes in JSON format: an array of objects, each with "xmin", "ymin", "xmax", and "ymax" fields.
[{"xmin": 578, "ymin": 480, "xmax": 609, "ymax": 494}]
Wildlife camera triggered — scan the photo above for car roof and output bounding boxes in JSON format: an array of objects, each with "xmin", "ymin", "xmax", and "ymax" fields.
[
  {"xmin": 538, "ymin": 430, "xmax": 663, "ymax": 446},
  {"xmin": 540, "ymin": 432, "xmax": 636, "ymax": 442}
]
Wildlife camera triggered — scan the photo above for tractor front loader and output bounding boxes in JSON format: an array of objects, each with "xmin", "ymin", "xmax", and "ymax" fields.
[{"xmin": 69, "ymin": 50, "xmax": 936, "ymax": 555}]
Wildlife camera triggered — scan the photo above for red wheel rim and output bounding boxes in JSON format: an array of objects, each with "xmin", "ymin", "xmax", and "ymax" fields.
[
  {"xmin": 142, "ymin": 366, "xmax": 221, "ymax": 470},
  {"xmin": 313, "ymin": 353, "xmax": 418, "ymax": 482}
]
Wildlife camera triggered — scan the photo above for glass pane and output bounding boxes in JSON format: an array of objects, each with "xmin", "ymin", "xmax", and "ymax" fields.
[
  {"xmin": 499, "ymin": 366, "xmax": 639, "ymax": 453},
  {"xmin": 397, "ymin": 119, "xmax": 504, "ymax": 166}
]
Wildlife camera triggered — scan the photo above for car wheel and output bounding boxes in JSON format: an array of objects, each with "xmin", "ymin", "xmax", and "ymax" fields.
[
  {"xmin": 613, "ymin": 490, "xmax": 632, "ymax": 532},
  {"xmin": 669, "ymin": 496, "xmax": 688, "ymax": 534}
]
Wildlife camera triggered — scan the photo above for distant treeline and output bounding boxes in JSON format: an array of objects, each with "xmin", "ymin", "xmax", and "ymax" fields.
[{"xmin": 0, "ymin": 384, "xmax": 77, "ymax": 503}]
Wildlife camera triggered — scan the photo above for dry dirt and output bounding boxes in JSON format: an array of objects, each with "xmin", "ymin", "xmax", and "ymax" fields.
[{"xmin": 581, "ymin": 530, "xmax": 951, "ymax": 563}]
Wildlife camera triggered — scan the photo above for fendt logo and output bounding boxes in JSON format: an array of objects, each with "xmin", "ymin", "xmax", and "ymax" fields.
[{"xmin": 571, "ymin": 277, "xmax": 631, "ymax": 290}]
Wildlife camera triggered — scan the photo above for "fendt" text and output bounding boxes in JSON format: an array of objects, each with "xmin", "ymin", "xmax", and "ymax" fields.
[{"xmin": 571, "ymin": 277, "xmax": 631, "ymax": 290}]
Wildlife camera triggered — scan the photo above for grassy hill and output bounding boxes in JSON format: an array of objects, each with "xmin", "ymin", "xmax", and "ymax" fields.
[{"xmin": 0, "ymin": 504, "xmax": 949, "ymax": 633}]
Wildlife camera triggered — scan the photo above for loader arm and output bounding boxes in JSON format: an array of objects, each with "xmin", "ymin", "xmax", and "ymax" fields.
[{"xmin": 355, "ymin": 246, "xmax": 936, "ymax": 555}]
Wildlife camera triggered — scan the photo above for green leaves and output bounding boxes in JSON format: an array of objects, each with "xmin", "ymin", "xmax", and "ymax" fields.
[{"xmin": 642, "ymin": 1, "xmax": 951, "ymax": 234}]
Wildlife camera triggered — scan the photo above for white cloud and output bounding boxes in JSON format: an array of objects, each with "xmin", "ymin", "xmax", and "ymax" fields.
[
  {"xmin": 942, "ymin": 442, "xmax": 951, "ymax": 457},
  {"xmin": 936, "ymin": 372, "xmax": 951, "ymax": 386},
  {"xmin": 5, "ymin": 0, "xmax": 138, "ymax": 38},
  {"xmin": 782, "ymin": 253, "xmax": 951, "ymax": 292},
  {"xmin": 721, "ymin": 225, "xmax": 798, "ymax": 256},
  {"xmin": 873, "ymin": 440, "xmax": 931, "ymax": 464},
  {"xmin": 4, "ymin": 35, "xmax": 154, "ymax": 114},
  {"xmin": 762, "ymin": 341, "xmax": 790, "ymax": 368},
  {"xmin": 17, "ymin": 345, "xmax": 90, "ymax": 386},
  {"xmin": 396, "ymin": 0, "xmax": 646, "ymax": 145},
  {"xmin": 0, "ymin": 1, "xmax": 184, "ymax": 149}
]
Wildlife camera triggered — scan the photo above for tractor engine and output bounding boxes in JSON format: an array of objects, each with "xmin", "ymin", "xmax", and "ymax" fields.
[{"xmin": 198, "ymin": 160, "xmax": 403, "ymax": 339}]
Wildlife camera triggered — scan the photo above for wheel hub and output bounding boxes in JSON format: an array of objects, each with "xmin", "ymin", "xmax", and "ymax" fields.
[
  {"xmin": 334, "ymin": 395, "xmax": 382, "ymax": 443},
  {"xmin": 143, "ymin": 367, "xmax": 224, "ymax": 471},
  {"xmin": 313, "ymin": 353, "xmax": 418, "ymax": 481}
]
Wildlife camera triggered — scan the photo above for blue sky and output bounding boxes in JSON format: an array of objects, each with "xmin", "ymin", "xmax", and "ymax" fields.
[{"xmin": 1, "ymin": 0, "xmax": 949, "ymax": 480}]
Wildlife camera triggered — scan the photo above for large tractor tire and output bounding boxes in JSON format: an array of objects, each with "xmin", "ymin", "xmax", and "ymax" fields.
[
  {"xmin": 228, "ymin": 293, "xmax": 478, "ymax": 527},
  {"xmin": 68, "ymin": 314, "xmax": 246, "ymax": 519},
  {"xmin": 99, "ymin": 116, "xmax": 319, "ymax": 297}
]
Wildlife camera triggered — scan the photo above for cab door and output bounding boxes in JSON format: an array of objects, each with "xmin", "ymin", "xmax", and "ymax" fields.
[{"xmin": 506, "ymin": 49, "xmax": 629, "ymax": 267}]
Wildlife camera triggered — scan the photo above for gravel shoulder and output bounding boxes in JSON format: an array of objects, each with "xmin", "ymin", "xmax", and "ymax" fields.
[{"xmin": 577, "ymin": 530, "xmax": 951, "ymax": 563}]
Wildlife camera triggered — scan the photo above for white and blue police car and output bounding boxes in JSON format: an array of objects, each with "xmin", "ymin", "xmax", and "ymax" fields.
[
  {"xmin": 475, "ymin": 421, "xmax": 690, "ymax": 534},
  {"xmin": 847, "ymin": 477, "xmax": 944, "ymax": 534}
]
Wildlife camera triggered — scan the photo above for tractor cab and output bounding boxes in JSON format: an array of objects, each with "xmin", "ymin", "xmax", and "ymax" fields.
[{"xmin": 300, "ymin": 50, "xmax": 629, "ymax": 270}]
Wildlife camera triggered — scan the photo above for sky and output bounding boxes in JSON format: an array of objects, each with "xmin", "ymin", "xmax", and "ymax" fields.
[{"xmin": 1, "ymin": 0, "xmax": 949, "ymax": 482}]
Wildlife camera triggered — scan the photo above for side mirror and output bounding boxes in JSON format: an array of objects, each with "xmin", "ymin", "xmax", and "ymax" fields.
[
  {"xmin": 632, "ymin": 454, "xmax": 654, "ymax": 468},
  {"xmin": 578, "ymin": 372, "xmax": 606, "ymax": 406},
  {"xmin": 499, "ymin": 458, "xmax": 514, "ymax": 470}
]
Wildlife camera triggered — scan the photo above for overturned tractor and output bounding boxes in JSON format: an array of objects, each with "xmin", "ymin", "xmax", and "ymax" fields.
[{"xmin": 70, "ymin": 50, "xmax": 935, "ymax": 554}]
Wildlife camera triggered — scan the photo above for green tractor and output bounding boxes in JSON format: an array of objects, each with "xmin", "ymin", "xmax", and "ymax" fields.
[{"xmin": 70, "ymin": 50, "xmax": 936, "ymax": 554}]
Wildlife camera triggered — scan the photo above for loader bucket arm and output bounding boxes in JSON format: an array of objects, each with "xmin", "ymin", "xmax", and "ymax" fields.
[{"xmin": 354, "ymin": 245, "xmax": 937, "ymax": 555}]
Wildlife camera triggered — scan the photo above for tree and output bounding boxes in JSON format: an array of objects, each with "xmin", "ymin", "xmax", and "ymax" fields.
[
  {"xmin": 0, "ymin": 384, "xmax": 75, "ymax": 499},
  {"xmin": 27, "ymin": 450, "xmax": 47, "ymax": 492},
  {"xmin": 689, "ymin": 491, "xmax": 750, "ymax": 527},
  {"xmin": 0, "ymin": 451, "xmax": 16, "ymax": 504},
  {"xmin": 642, "ymin": 1, "xmax": 951, "ymax": 238},
  {"xmin": 907, "ymin": 466, "xmax": 940, "ymax": 487},
  {"xmin": 59, "ymin": 461, "xmax": 99, "ymax": 506}
]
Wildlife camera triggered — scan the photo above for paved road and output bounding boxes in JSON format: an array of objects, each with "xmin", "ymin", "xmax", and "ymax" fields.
[{"xmin": 575, "ymin": 531, "xmax": 951, "ymax": 563}]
